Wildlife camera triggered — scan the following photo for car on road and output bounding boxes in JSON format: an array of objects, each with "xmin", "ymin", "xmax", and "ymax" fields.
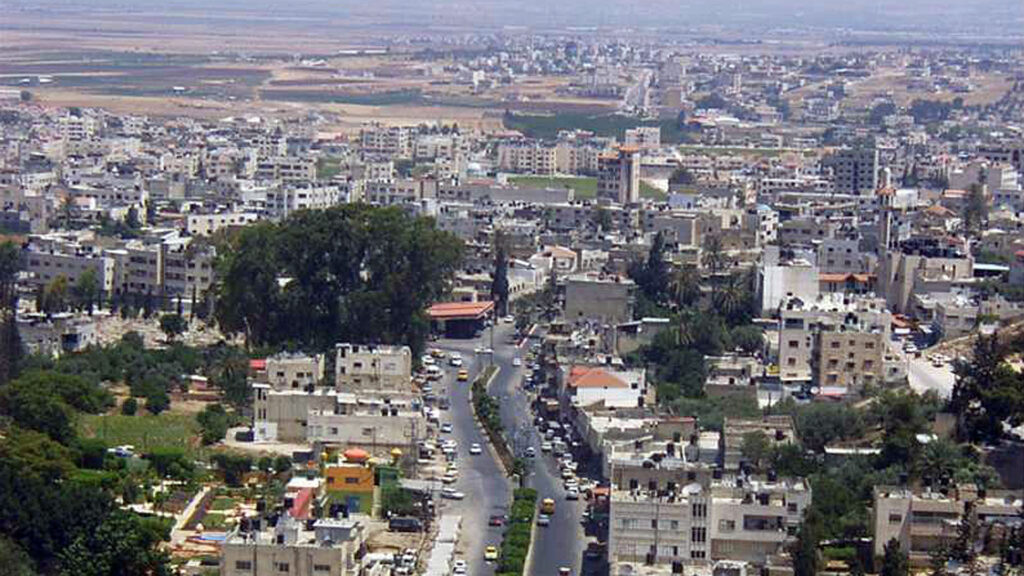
[
  {"xmin": 474, "ymin": 347, "xmax": 494, "ymax": 355},
  {"xmin": 488, "ymin": 515, "xmax": 506, "ymax": 527},
  {"xmin": 441, "ymin": 488, "xmax": 465, "ymax": 500},
  {"xmin": 540, "ymin": 441, "xmax": 552, "ymax": 452},
  {"xmin": 512, "ymin": 356, "xmax": 522, "ymax": 366},
  {"xmin": 559, "ymin": 567, "xmax": 571, "ymax": 576},
  {"xmin": 536, "ymin": 514, "xmax": 551, "ymax": 526},
  {"xmin": 566, "ymin": 487, "xmax": 579, "ymax": 500},
  {"xmin": 484, "ymin": 546, "xmax": 499, "ymax": 561},
  {"xmin": 449, "ymin": 355, "xmax": 463, "ymax": 367},
  {"xmin": 469, "ymin": 443, "xmax": 482, "ymax": 455},
  {"xmin": 453, "ymin": 559, "xmax": 468, "ymax": 575},
  {"xmin": 442, "ymin": 472, "xmax": 458, "ymax": 484},
  {"xmin": 457, "ymin": 369, "xmax": 469, "ymax": 381},
  {"xmin": 525, "ymin": 446, "xmax": 536, "ymax": 458},
  {"xmin": 564, "ymin": 479, "xmax": 579, "ymax": 491},
  {"xmin": 422, "ymin": 355, "xmax": 435, "ymax": 365},
  {"xmin": 503, "ymin": 315, "xmax": 515, "ymax": 324},
  {"xmin": 541, "ymin": 498, "xmax": 556, "ymax": 514},
  {"xmin": 440, "ymin": 422, "xmax": 453, "ymax": 434},
  {"xmin": 561, "ymin": 468, "xmax": 574, "ymax": 480}
]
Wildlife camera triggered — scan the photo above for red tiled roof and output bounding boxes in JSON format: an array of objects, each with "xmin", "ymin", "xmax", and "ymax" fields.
[
  {"xmin": 289, "ymin": 487, "xmax": 313, "ymax": 520},
  {"xmin": 426, "ymin": 301, "xmax": 494, "ymax": 320},
  {"xmin": 568, "ymin": 366, "xmax": 628, "ymax": 389}
]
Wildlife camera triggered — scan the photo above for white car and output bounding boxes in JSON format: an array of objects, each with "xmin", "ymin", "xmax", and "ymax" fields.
[
  {"xmin": 525, "ymin": 447, "xmax": 536, "ymax": 458},
  {"xmin": 422, "ymin": 355, "xmax": 435, "ymax": 365},
  {"xmin": 449, "ymin": 355, "xmax": 463, "ymax": 367},
  {"xmin": 540, "ymin": 442, "xmax": 552, "ymax": 452},
  {"xmin": 536, "ymin": 514, "xmax": 551, "ymax": 527},
  {"xmin": 512, "ymin": 357, "xmax": 522, "ymax": 367},
  {"xmin": 503, "ymin": 315, "xmax": 515, "ymax": 324},
  {"xmin": 469, "ymin": 443, "xmax": 482, "ymax": 455},
  {"xmin": 442, "ymin": 488, "xmax": 465, "ymax": 500},
  {"xmin": 440, "ymin": 423, "xmax": 453, "ymax": 434},
  {"xmin": 566, "ymin": 487, "xmax": 580, "ymax": 500},
  {"xmin": 475, "ymin": 347, "xmax": 494, "ymax": 355},
  {"xmin": 442, "ymin": 472, "xmax": 458, "ymax": 484},
  {"xmin": 453, "ymin": 559, "xmax": 468, "ymax": 574}
]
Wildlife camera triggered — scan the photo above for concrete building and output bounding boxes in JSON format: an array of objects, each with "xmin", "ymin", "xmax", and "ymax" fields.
[
  {"xmin": 220, "ymin": 515, "xmax": 365, "ymax": 576},
  {"xmin": 824, "ymin": 147, "xmax": 879, "ymax": 195},
  {"xmin": 186, "ymin": 212, "xmax": 259, "ymax": 237},
  {"xmin": 759, "ymin": 263, "xmax": 820, "ymax": 315},
  {"xmin": 610, "ymin": 474, "xmax": 812, "ymax": 571},
  {"xmin": 255, "ymin": 156, "xmax": 317, "ymax": 183},
  {"xmin": 359, "ymin": 123, "xmax": 412, "ymax": 158},
  {"xmin": 872, "ymin": 484, "xmax": 1023, "ymax": 567},
  {"xmin": 334, "ymin": 343, "xmax": 412, "ymax": 391},
  {"xmin": 624, "ymin": 127, "xmax": 662, "ymax": 150},
  {"xmin": 598, "ymin": 147, "xmax": 642, "ymax": 205},
  {"xmin": 564, "ymin": 274, "xmax": 636, "ymax": 324}
]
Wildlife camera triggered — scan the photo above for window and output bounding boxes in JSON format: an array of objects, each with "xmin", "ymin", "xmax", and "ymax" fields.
[
  {"xmin": 314, "ymin": 565, "xmax": 331, "ymax": 573},
  {"xmin": 345, "ymin": 477, "xmax": 360, "ymax": 484},
  {"xmin": 787, "ymin": 503, "xmax": 798, "ymax": 514},
  {"xmin": 651, "ymin": 519, "xmax": 658, "ymax": 529},
  {"xmin": 691, "ymin": 527, "xmax": 707, "ymax": 543},
  {"xmin": 276, "ymin": 563, "xmax": 290, "ymax": 573},
  {"xmin": 719, "ymin": 519, "xmax": 735, "ymax": 532},
  {"xmin": 888, "ymin": 513, "xmax": 903, "ymax": 524},
  {"xmin": 691, "ymin": 550, "xmax": 706, "ymax": 559},
  {"xmin": 692, "ymin": 503, "xmax": 707, "ymax": 518},
  {"xmin": 671, "ymin": 520, "xmax": 680, "ymax": 530},
  {"xmin": 235, "ymin": 561, "xmax": 253, "ymax": 570},
  {"xmin": 830, "ymin": 341, "xmax": 840, "ymax": 349}
]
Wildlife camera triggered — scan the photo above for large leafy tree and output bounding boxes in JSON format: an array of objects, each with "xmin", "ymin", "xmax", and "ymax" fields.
[
  {"xmin": 492, "ymin": 229, "xmax": 510, "ymax": 317},
  {"xmin": 215, "ymin": 205, "xmax": 462, "ymax": 355},
  {"xmin": 951, "ymin": 334, "xmax": 1024, "ymax": 443}
]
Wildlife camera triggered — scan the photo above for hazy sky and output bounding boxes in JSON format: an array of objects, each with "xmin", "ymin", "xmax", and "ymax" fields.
[{"xmin": 18, "ymin": 0, "xmax": 1024, "ymax": 33}]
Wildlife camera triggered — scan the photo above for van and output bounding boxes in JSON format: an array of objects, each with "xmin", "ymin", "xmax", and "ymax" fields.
[
  {"xmin": 388, "ymin": 517, "xmax": 423, "ymax": 532},
  {"xmin": 541, "ymin": 498, "xmax": 556, "ymax": 515}
]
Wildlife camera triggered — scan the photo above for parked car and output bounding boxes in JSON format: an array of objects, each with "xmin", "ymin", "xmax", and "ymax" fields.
[
  {"xmin": 469, "ymin": 443, "xmax": 482, "ymax": 455},
  {"xmin": 484, "ymin": 546, "xmax": 499, "ymax": 561},
  {"xmin": 536, "ymin": 514, "xmax": 551, "ymax": 526},
  {"xmin": 442, "ymin": 488, "xmax": 465, "ymax": 500},
  {"xmin": 488, "ymin": 515, "xmax": 506, "ymax": 527}
]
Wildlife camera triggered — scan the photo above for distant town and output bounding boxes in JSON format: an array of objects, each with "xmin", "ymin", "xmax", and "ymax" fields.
[{"xmin": 0, "ymin": 10, "xmax": 1022, "ymax": 576}]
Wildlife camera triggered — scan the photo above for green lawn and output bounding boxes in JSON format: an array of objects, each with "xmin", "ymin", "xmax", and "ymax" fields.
[
  {"xmin": 317, "ymin": 157, "xmax": 342, "ymax": 180},
  {"xmin": 78, "ymin": 412, "xmax": 199, "ymax": 453},
  {"xmin": 200, "ymin": 512, "xmax": 232, "ymax": 531},
  {"xmin": 640, "ymin": 181, "xmax": 667, "ymax": 201},
  {"xmin": 509, "ymin": 176, "xmax": 597, "ymax": 199},
  {"xmin": 210, "ymin": 497, "xmax": 236, "ymax": 511}
]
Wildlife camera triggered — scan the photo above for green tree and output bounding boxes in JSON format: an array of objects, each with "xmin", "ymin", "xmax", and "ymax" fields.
[
  {"xmin": 0, "ymin": 536, "xmax": 35, "ymax": 576},
  {"xmin": 951, "ymin": 334, "xmax": 1024, "ymax": 443},
  {"xmin": 72, "ymin": 268, "xmax": 100, "ymax": 314},
  {"xmin": 196, "ymin": 404, "xmax": 229, "ymax": 445},
  {"xmin": 881, "ymin": 538, "xmax": 909, "ymax": 576},
  {"xmin": 962, "ymin": 183, "xmax": 988, "ymax": 238},
  {"xmin": 0, "ymin": 380, "xmax": 77, "ymax": 444},
  {"xmin": 668, "ymin": 167, "xmax": 697, "ymax": 187},
  {"xmin": 57, "ymin": 509, "xmax": 171, "ymax": 576},
  {"xmin": 741, "ymin": 431, "xmax": 771, "ymax": 470},
  {"xmin": 274, "ymin": 455, "xmax": 293, "ymax": 475},
  {"xmin": 145, "ymin": 390, "xmax": 170, "ymax": 415},
  {"xmin": 211, "ymin": 453, "xmax": 253, "ymax": 487},
  {"xmin": 158, "ymin": 313, "xmax": 187, "ymax": 342},
  {"xmin": 492, "ymin": 229, "xmax": 510, "ymax": 317},
  {"xmin": 701, "ymin": 233, "xmax": 728, "ymax": 274},
  {"xmin": 120, "ymin": 397, "xmax": 138, "ymax": 416},
  {"xmin": 39, "ymin": 275, "xmax": 71, "ymax": 315},
  {"xmin": 730, "ymin": 325, "xmax": 764, "ymax": 355},
  {"xmin": 790, "ymin": 508, "xmax": 822, "ymax": 576},
  {"xmin": 672, "ymin": 265, "xmax": 701, "ymax": 309}
]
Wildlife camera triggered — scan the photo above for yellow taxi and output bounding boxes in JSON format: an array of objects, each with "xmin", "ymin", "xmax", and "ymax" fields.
[
  {"xmin": 457, "ymin": 369, "xmax": 469, "ymax": 381},
  {"xmin": 484, "ymin": 546, "xmax": 499, "ymax": 561}
]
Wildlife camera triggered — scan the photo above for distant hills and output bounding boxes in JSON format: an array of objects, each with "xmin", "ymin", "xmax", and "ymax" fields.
[{"xmin": 13, "ymin": 0, "xmax": 1024, "ymax": 34}]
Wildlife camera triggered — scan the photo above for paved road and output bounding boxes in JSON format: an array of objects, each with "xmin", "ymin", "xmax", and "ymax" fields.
[
  {"xmin": 484, "ymin": 324, "xmax": 588, "ymax": 576},
  {"xmin": 435, "ymin": 337, "xmax": 512, "ymax": 576},
  {"xmin": 907, "ymin": 356, "xmax": 956, "ymax": 399}
]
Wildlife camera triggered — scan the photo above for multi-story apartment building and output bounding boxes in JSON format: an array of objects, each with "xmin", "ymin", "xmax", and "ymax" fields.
[
  {"xmin": 777, "ymin": 294, "xmax": 891, "ymax": 392},
  {"xmin": 824, "ymin": 147, "xmax": 879, "ymax": 196},
  {"xmin": 23, "ymin": 241, "xmax": 117, "ymax": 295},
  {"xmin": 872, "ymin": 484, "xmax": 1023, "ymax": 567},
  {"xmin": 610, "ymin": 474, "xmax": 812, "ymax": 570},
  {"xmin": 598, "ymin": 147, "xmax": 641, "ymax": 205},
  {"xmin": 334, "ymin": 343, "xmax": 412, "ymax": 391},
  {"xmin": 359, "ymin": 123, "xmax": 412, "ymax": 158},
  {"xmin": 220, "ymin": 516, "xmax": 365, "ymax": 576},
  {"xmin": 264, "ymin": 184, "xmax": 341, "ymax": 220},
  {"xmin": 497, "ymin": 141, "xmax": 558, "ymax": 175},
  {"xmin": 564, "ymin": 274, "xmax": 636, "ymax": 324},
  {"xmin": 185, "ymin": 211, "xmax": 259, "ymax": 237},
  {"xmin": 255, "ymin": 156, "xmax": 316, "ymax": 183},
  {"xmin": 161, "ymin": 238, "xmax": 216, "ymax": 302},
  {"xmin": 624, "ymin": 126, "xmax": 661, "ymax": 150}
]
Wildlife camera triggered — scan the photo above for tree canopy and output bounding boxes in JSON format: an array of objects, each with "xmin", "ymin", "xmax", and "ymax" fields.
[{"xmin": 214, "ymin": 204, "xmax": 463, "ymax": 354}]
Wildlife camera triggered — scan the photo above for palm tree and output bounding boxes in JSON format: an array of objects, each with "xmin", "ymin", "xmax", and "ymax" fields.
[
  {"xmin": 701, "ymin": 233, "xmax": 728, "ymax": 274},
  {"xmin": 676, "ymin": 308, "xmax": 697, "ymax": 348},
  {"xmin": 713, "ymin": 273, "xmax": 750, "ymax": 323},
  {"xmin": 672, "ymin": 265, "xmax": 701, "ymax": 309}
]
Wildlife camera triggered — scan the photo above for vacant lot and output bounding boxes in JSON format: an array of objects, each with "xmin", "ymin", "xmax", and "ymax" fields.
[
  {"xmin": 510, "ymin": 175, "xmax": 598, "ymax": 199},
  {"xmin": 79, "ymin": 412, "xmax": 199, "ymax": 453}
]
